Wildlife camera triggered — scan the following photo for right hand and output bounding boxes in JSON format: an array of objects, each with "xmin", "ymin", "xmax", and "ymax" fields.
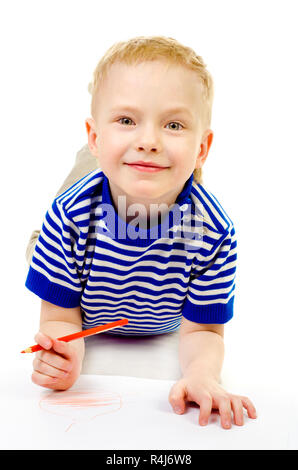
[{"xmin": 31, "ymin": 332, "xmax": 81, "ymax": 390}]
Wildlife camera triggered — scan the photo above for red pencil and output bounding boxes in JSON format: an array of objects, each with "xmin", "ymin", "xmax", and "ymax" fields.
[{"xmin": 20, "ymin": 318, "xmax": 129, "ymax": 353}]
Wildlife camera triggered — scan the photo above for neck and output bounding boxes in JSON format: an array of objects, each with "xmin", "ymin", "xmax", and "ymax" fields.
[{"xmin": 115, "ymin": 194, "xmax": 177, "ymax": 228}]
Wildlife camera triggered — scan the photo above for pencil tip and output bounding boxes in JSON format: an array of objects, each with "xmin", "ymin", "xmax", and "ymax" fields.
[{"xmin": 21, "ymin": 348, "xmax": 32, "ymax": 354}]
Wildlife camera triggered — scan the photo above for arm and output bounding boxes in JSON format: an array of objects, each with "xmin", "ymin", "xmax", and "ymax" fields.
[
  {"xmin": 168, "ymin": 317, "xmax": 257, "ymax": 428},
  {"xmin": 39, "ymin": 299, "xmax": 85, "ymax": 363},
  {"xmin": 31, "ymin": 300, "xmax": 85, "ymax": 390},
  {"xmin": 179, "ymin": 318, "xmax": 224, "ymax": 381}
]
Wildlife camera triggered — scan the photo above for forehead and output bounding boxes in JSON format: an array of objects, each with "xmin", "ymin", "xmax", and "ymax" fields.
[{"xmin": 98, "ymin": 60, "xmax": 203, "ymax": 110}]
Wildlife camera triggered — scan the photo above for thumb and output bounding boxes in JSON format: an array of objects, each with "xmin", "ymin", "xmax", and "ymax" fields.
[
  {"xmin": 34, "ymin": 331, "xmax": 53, "ymax": 350},
  {"xmin": 168, "ymin": 379, "xmax": 188, "ymax": 414},
  {"xmin": 52, "ymin": 339, "xmax": 73, "ymax": 359}
]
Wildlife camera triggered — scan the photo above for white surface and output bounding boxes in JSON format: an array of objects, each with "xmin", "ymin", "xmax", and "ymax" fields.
[
  {"xmin": 81, "ymin": 331, "xmax": 181, "ymax": 380},
  {"xmin": 1, "ymin": 371, "xmax": 297, "ymax": 450},
  {"xmin": 1, "ymin": 315, "xmax": 295, "ymax": 450}
]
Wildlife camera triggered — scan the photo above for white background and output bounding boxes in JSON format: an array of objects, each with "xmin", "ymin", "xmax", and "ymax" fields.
[{"xmin": 0, "ymin": 0, "xmax": 297, "ymax": 449}]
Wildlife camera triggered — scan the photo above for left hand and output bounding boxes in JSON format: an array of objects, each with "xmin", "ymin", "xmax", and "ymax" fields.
[{"xmin": 168, "ymin": 374, "xmax": 257, "ymax": 429}]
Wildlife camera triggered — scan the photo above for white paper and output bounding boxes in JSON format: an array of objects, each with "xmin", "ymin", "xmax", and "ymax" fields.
[{"xmin": 1, "ymin": 370, "xmax": 296, "ymax": 450}]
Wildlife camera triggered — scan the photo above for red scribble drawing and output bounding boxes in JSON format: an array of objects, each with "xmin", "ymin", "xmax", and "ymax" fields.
[{"xmin": 39, "ymin": 389, "xmax": 123, "ymax": 432}]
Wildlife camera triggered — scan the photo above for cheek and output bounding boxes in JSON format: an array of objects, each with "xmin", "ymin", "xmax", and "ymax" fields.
[
  {"xmin": 101, "ymin": 129, "xmax": 129, "ymax": 155},
  {"xmin": 167, "ymin": 134, "xmax": 192, "ymax": 152},
  {"xmin": 167, "ymin": 142, "xmax": 192, "ymax": 165}
]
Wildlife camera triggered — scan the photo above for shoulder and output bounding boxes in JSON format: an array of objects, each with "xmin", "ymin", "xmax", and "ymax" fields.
[
  {"xmin": 190, "ymin": 180, "xmax": 236, "ymax": 237},
  {"xmin": 53, "ymin": 168, "xmax": 105, "ymax": 227}
]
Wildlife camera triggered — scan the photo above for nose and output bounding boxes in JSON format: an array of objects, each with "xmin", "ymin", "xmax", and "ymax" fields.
[
  {"xmin": 137, "ymin": 145, "xmax": 157, "ymax": 152},
  {"xmin": 135, "ymin": 125, "xmax": 161, "ymax": 153}
]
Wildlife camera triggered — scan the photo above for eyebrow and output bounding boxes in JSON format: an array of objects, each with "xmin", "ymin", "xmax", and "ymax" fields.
[{"xmin": 109, "ymin": 105, "xmax": 194, "ymax": 120}]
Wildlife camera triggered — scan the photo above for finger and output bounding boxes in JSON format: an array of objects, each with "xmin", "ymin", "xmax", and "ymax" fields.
[
  {"xmin": 35, "ymin": 350, "xmax": 71, "ymax": 373},
  {"xmin": 33, "ymin": 357, "xmax": 68, "ymax": 379},
  {"xmin": 31, "ymin": 370, "xmax": 58, "ymax": 389},
  {"xmin": 198, "ymin": 395, "xmax": 212, "ymax": 426},
  {"xmin": 241, "ymin": 396, "xmax": 257, "ymax": 419},
  {"xmin": 168, "ymin": 379, "xmax": 187, "ymax": 414},
  {"xmin": 231, "ymin": 396, "xmax": 244, "ymax": 426},
  {"xmin": 217, "ymin": 396, "xmax": 232, "ymax": 429},
  {"xmin": 34, "ymin": 332, "xmax": 53, "ymax": 350}
]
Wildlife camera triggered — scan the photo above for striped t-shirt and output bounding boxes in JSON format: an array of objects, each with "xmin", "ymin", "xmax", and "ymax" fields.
[{"xmin": 25, "ymin": 169, "xmax": 237, "ymax": 336}]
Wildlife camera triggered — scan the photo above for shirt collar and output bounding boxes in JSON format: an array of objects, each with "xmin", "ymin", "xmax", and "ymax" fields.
[{"xmin": 100, "ymin": 172, "xmax": 194, "ymax": 246}]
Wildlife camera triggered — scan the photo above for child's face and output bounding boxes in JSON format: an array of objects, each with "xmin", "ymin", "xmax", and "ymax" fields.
[{"xmin": 86, "ymin": 60, "xmax": 213, "ymax": 213}]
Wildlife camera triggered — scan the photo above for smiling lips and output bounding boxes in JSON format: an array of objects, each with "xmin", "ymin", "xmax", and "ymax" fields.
[{"xmin": 125, "ymin": 161, "xmax": 168, "ymax": 173}]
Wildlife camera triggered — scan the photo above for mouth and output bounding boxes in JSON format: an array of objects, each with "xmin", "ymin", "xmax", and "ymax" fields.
[{"xmin": 125, "ymin": 163, "xmax": 168, "ymax": 173}]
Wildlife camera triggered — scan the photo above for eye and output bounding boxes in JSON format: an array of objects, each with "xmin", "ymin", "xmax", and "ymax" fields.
[
  {"xmin": 117, "ymin": 117, "xmax": 183, "ymax": 130},
  {"xmin": 166, "ymin": 122, "xmax": 183, "ymax": 131},
  {"xmin": 118, "ymin": 117, "xmax": 134, "ymax": 126}
]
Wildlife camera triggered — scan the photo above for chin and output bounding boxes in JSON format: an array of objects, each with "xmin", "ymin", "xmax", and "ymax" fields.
[{"xmin": 127, "ymin": 182, "xmax": 164, "ymax": 199}]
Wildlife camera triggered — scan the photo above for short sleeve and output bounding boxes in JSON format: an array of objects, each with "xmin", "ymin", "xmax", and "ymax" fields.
[
  {"xmin": 25, "ymin": 198, "xmax": 83, "ymax": 308},
  {"xmin": 182, "ymin": 225, "xmax": 237, "ymax": 324}
]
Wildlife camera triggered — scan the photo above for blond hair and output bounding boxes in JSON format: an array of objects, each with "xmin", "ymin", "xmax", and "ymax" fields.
[{"xmin": 88, "ymin": 36, "xmax": 214, "ymax": 185}]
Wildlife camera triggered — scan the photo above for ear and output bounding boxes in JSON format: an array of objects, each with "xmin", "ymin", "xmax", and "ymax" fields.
[
  {"xmin": 195, "ymin": 129, "xmax": 214, "ymax": 169},
  {"xmin": 85, "ymin": 117, "xmax": 100, "ymax": 157}
]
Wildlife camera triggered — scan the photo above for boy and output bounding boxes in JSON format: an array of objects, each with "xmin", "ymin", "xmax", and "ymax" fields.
[{"xmin": 25, "ymin": 36, "xmax": 257, "ymax": 429}]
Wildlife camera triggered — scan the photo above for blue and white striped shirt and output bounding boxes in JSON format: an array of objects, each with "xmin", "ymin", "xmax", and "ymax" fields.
[{"xmin": 25, "ymin": 169, "xmax": 237, "ymax": 335}]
